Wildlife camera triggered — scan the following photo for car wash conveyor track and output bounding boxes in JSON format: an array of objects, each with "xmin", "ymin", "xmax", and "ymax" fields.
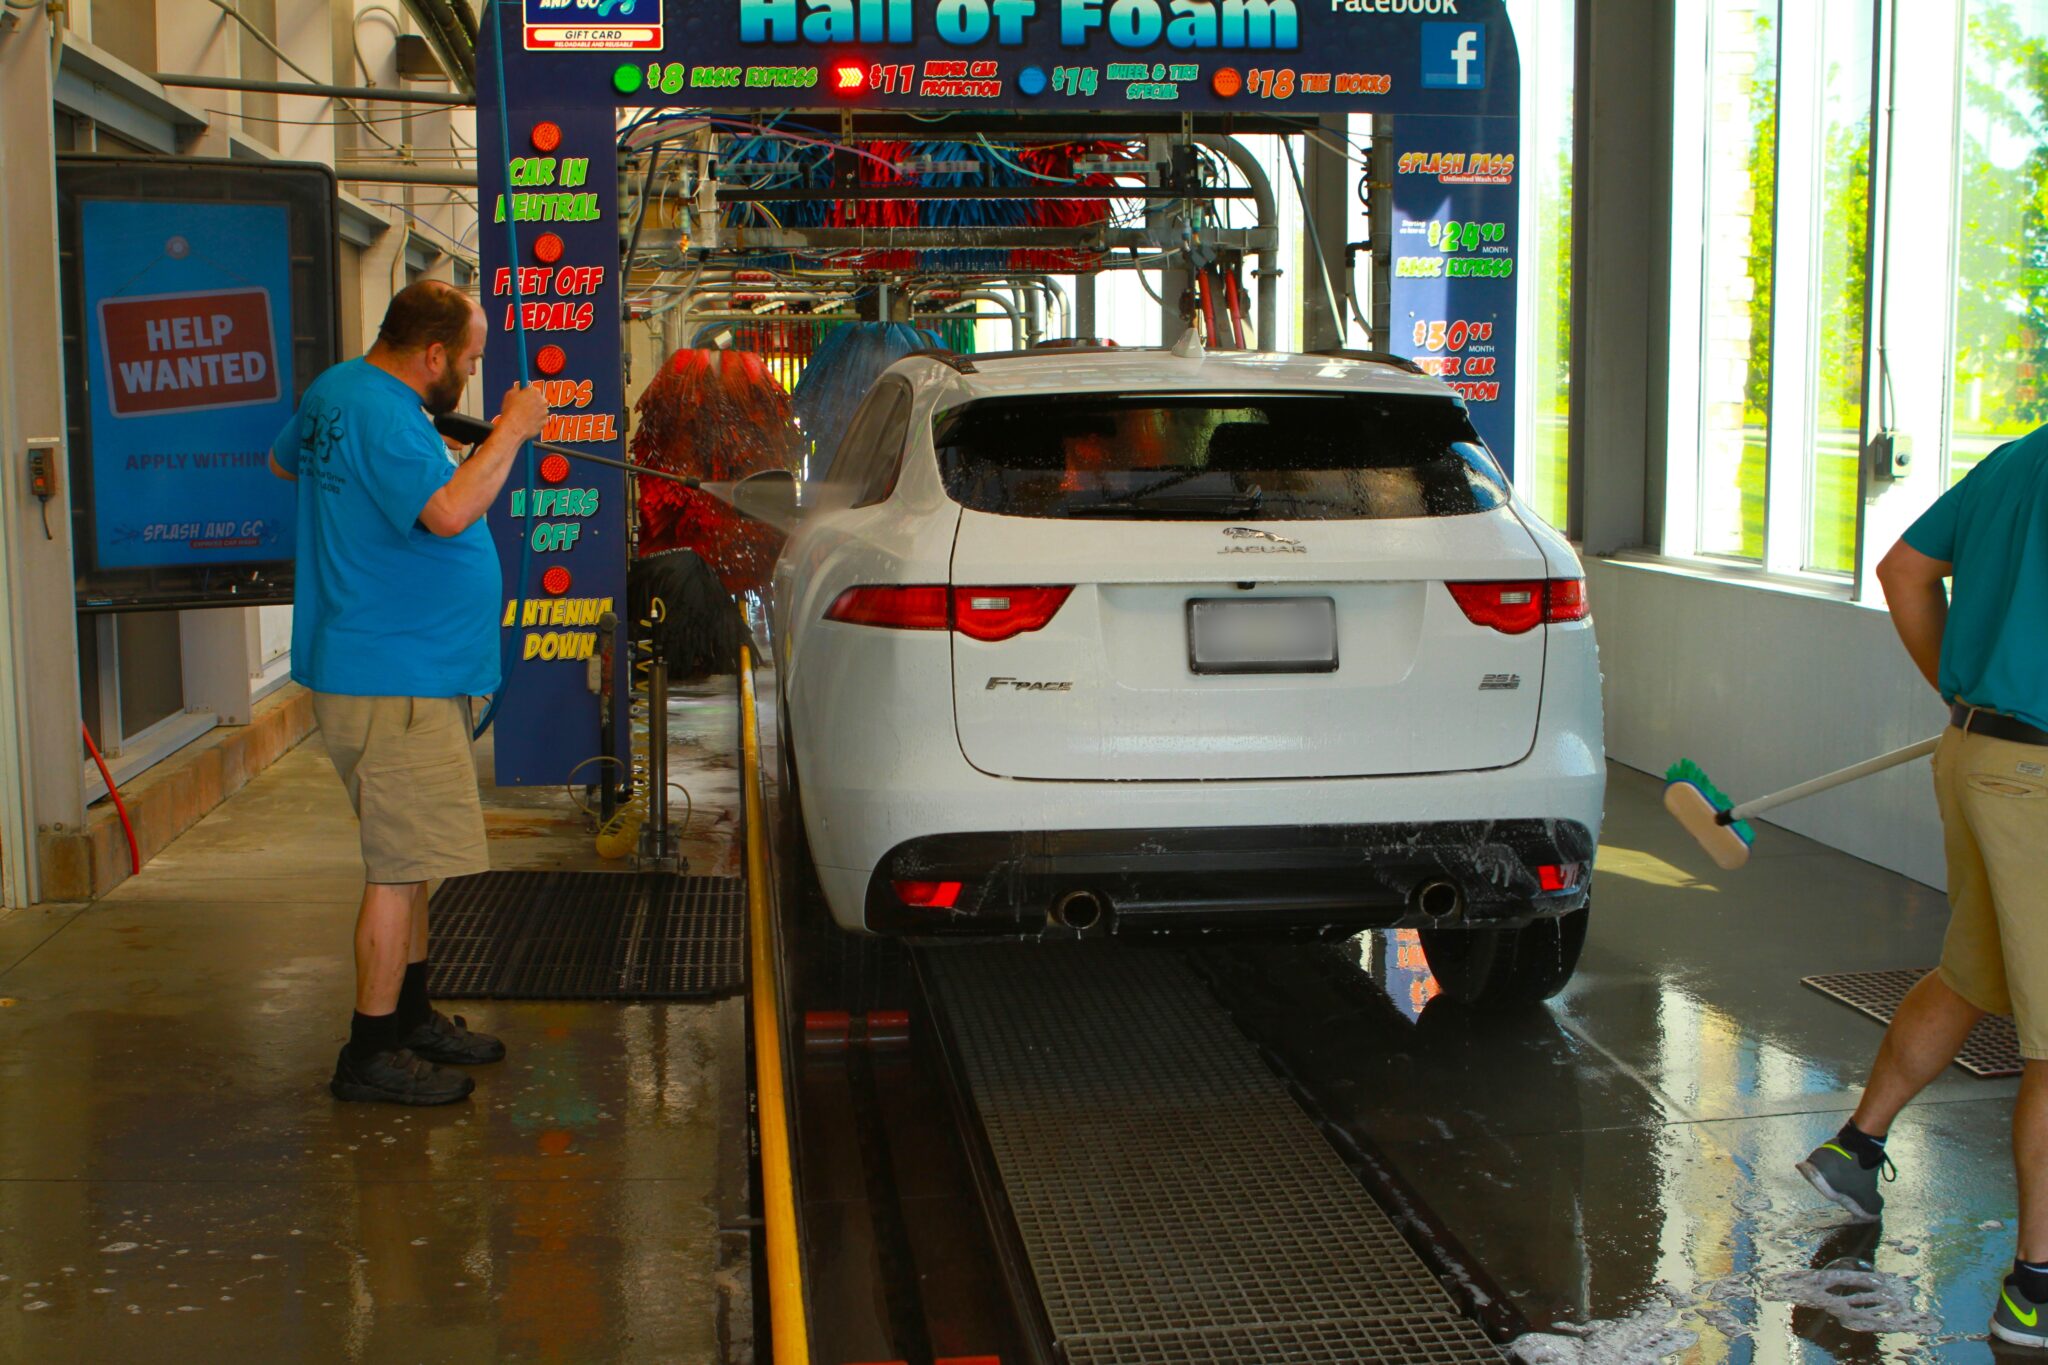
[{"xmin": 748, "ymin": 663, "xmax": 1509, "ymax": 1364}]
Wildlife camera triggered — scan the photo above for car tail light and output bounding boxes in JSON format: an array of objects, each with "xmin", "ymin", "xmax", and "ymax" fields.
[
  {"xmin": 952, "ymin": 586, "xmax": 1073, "ymax": 642},
  {"xmin": 893, "ymin": 879, "xmax": 963, "ymax": 909},
  {"xmin": 1545, "ymin": 578, "xmax": 1589, "ymax": 622},
  {"xmin": 824, "ymin": 585, "xmax": 1072, "ymax": 641},
  {"xmin": 825, "ymin": 585, "xmax": 950, "ymax": 630},
  {"xmin": 1536, "ymin": 863, "xmax": 1583, "ymax": 892},
  {"xmin": 1447, "ymin": 579, "xmax": 1589, "ymax": 634}
]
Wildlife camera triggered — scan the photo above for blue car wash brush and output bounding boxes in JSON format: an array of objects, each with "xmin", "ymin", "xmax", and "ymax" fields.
[{"xmin": 1664, "ymin": 736, "xmax": 1943, "ymax": 870}]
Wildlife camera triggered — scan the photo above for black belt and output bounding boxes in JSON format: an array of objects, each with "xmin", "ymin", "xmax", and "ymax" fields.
[{"xmin": 1952, "ymin": 702, "xmax": 2048, "ymax": 746}]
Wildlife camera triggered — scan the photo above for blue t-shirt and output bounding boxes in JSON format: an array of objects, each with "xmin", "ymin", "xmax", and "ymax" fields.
[
  {"xmin": 272, "ymin": 359, "xmax": 500, "ymax": 698},
  {"xmin": 1903, "ymin": 426, "xmax": 2048, "ymax": 730}
]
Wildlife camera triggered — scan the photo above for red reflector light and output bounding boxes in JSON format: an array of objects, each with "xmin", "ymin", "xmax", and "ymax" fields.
[
  {"xmin": 893, "ymin": 879, "xmax": 963, "ymax": 909},
  {"xmin": 535, "ymin": 344, "xmax": 567, "ymax": 376},
  {"xmin": 542, "ymin": 566, "xmax": 572, "ymax": 595},
  {"xmin": 1536, "ymin": 863, "xmax": 1581, "ymax": 892},
  {"xmin": 1546, "ymin": 578, "xmax": 1589, "ymax": 622},
  {"xmin": 824, "ymin": 585, "xmax": 1073, "ymax": 640},
  {"xmin": 952, "ymin": 585, "xmax": 1074, "ymax": 642},
  {"xmin": 540, "ymin": 453, "xmax": 571, "ymax": 484},
  {"xmin": 1447, "ymin": 579, "xmax": 1589, "ymax": 634},
  {"xmin": 533, "ymin": 232, "xmax": 565, "ymax": 265},
  {"xmin": 826, "ymin": 584, "xmax": 951, "ymax": 630},
  {"xmin": 530, "ymin": 121, "xmax": 563, "ymax": 153}
]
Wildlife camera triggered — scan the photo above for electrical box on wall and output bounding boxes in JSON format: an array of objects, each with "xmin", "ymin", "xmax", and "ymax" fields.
[{"xmin": 1869, "ymin": 430, "xmax": 1913, "ymax": 481}]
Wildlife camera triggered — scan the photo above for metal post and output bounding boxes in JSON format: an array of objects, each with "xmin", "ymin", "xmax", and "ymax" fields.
[
  {"xmin": 1075, "ymin": 271, "xmax": 1097, "ymax": 338},
  {"xmin": 1302, "ymin": 115, "xmax": 1352, "ymax": 351},
  {"xmin": 0, "ymin": 4, "xmax": 86, "ymax": 904}
]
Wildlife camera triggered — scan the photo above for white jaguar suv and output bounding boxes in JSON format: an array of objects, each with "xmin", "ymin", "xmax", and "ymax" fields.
[{"xmin": 760, "ymin": 345, "xmax": 1604, "ymax": 1005}]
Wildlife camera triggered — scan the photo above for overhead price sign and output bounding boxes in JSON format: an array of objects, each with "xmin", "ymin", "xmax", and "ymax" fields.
[{"xmin": 504, "ymin": 0, "xmax": 1517, "ymax": 114}]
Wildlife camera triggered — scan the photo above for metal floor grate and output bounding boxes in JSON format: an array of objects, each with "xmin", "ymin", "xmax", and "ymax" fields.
[
  {"xmin": 923, "ymin": 945, "xmax": 1502, "ymax": 1364},
  {"xmin": 427, "ymin": 871, "xmax": 746, "ymax": 1000},
  {"xmin": 1804, "ymin": 968, "xmax": 2022, "ymax": 1077}
]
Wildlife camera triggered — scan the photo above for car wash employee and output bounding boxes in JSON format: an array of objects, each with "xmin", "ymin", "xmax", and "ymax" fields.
[
  {"xmin": 269, "ymin": 279, "xmax": 548, "ymax": 1107},
  {"xmin": 1794, "ymin": 425, "xmax": 2048, "ymax": 1347}
]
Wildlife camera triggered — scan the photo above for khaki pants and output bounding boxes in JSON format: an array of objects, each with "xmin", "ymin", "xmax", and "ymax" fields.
[
  {"xmin": 312, "ymin": 693, "xmax": 490, "ymax": 885},
  {"xmin": 1934, "ymin": 726, "xmax": 2048, "ymax": 1057}
]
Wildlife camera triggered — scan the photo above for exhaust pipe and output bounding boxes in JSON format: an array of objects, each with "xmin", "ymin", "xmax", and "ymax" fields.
[
  {"xmin": 1050, "ymin": 888, "xmax": 1105, "ymax": 931},
  {"xmin": 1411, "ymin": 879, "xmax": 1464, "ymax": 922}
]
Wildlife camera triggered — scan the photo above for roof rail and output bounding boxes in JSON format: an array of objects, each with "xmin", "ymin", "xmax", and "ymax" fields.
[
  {"xmin": 1310, "ymin": 348, "xmax": 1426, "ymax": 375},
  {"xmin": 904, "ymin": 347, "xmax": 978, "ymax": 374}
]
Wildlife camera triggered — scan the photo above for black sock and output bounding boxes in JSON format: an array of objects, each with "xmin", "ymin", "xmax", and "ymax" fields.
[
  {"xmin": 347, "ymin": 1009, "xmax": 403, "ymax": 1062},
  {"xmin": 2015, "ymin": 1260, "xmax": 2048, "ymax": 1301},
  {"xmin": 1835, "ymin": 1121, "xmax": 1888, "ymax": 1170},
  {"xmin": 397, "ymin": 960, "xmax": 431, "ymax": 1031}
]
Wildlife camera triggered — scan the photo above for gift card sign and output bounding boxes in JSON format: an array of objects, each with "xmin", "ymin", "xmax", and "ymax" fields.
[{"xmin": 525, "ymin": 0, "xmax": 662, "ymax": 50}]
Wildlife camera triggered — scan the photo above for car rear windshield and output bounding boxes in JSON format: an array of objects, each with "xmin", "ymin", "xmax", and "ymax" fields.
[{"xmin": 931, "ymin": 392, "xmax": 1509, "ymax": 521}]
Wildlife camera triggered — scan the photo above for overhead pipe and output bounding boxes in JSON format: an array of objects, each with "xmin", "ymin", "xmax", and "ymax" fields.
[
  {"xmin": 154, "ymin": 72, "xmax": 471, "ymax": 104},
  {"xmin": 912, "ymin": 289, "xmax": 1024, "ymax": 349},
  {"xmin": 337, "ymin": 163, "xmax": 477, "ymax": 186}
]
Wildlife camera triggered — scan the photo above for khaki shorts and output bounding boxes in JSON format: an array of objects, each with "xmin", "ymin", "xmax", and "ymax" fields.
[
  {"xmin": 1934, "ymin": 726, "xmax": 2048, "ymax": 1057},
  {"xmin": 312, "ymin": 693, "xmax": 490, "ymax": 885}
]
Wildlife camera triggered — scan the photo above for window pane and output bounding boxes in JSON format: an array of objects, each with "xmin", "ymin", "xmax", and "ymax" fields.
[
  {"xmin": 1807, "ymin": 0, "xmax": 1874, "ymax": 573},
  {"xmin": 1949, "ymin": 0, "xmax": 2048, "ymax": 485},
  {"xmin": 1699, "ymin": 0, "xmax": 1779, "ymax": 560}
]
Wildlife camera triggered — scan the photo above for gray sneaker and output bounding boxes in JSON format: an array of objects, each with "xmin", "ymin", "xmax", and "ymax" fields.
[{"xmin": 1796, "ymin": 1138, "xmax": 1889, "ymax": 1222}]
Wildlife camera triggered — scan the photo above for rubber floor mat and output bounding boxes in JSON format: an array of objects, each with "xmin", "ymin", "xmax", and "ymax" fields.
[
  {"xmin": 1804, "ymin": 968, "xmax": 2021, "ymax": 1077},
  {"xmin": 427, "ymin": 871, "xmax": 746, "ymax": 1000}
]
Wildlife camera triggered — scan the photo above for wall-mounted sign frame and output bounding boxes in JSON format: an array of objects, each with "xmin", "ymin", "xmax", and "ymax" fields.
[{"xmin": 57, "ymin": 156, "xmax": 341, "ymax": 613}]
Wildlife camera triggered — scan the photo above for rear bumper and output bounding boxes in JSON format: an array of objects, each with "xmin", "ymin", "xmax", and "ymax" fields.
[{"xmin": 864, "ymin": 818, "xmax": 1594, "ymax": 938}]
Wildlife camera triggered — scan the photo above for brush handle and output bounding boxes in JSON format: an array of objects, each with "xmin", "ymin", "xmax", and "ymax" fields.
[{"xmin": 1721, "ymin": 735, "xmax": 1943, "ymax": 823}]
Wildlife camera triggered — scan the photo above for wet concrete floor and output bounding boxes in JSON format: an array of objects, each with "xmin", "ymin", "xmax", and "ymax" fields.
[
  {"xmin": 1203, "ymin": 764, "xmax": 2030, "ymax": 1363},
  {"xmin": 0, "ymin": 683, "xmax": 746, "ymax": 1363},
  {"xmin": 3, "ymin": 685, "xmax": 2036, "ymax": 1363}
]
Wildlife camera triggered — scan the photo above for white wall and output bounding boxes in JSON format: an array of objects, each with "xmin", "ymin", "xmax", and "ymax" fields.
[{"xmin": 1588, "ymin": 557, "xmax": 1947, "ymax": 888}]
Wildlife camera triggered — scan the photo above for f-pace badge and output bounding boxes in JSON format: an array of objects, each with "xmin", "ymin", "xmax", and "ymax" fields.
[
  {"xmin": 986, "ymin": 677, "xmax": 1073, "ymax": 692},
  {"xmin": 1219, "ymin": 526, "xmax": 1305, "ymax": 554}
]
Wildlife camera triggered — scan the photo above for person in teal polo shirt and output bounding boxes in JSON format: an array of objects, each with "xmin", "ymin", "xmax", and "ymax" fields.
[
  {"xmin": 1793, "ymin": 426, "xmax": 2048, "ymax": 1345},
  {"xmin": 271, "ymin": 280, "xmax": 547, "ymax": 1106}
]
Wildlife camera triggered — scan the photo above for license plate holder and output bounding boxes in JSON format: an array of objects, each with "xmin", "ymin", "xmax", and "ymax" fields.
[{"xmin": 1187, "ymin": 597, "xmax": 1339, "ymax": 675}]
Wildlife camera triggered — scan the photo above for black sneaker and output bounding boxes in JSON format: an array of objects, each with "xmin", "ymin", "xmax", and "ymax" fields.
[
  {"xmin": 401, "ymin": 1009, "xmax": 506, "ymax": 1066},
  {"xmin": 330, "ymin": 1046, "xmax": 475, "ymax": 1105}
]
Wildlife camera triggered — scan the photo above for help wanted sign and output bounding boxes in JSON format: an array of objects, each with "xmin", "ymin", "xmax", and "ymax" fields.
[{"xmin": 97, "ymin": 287, "xmax": 280, "ymax": 417}]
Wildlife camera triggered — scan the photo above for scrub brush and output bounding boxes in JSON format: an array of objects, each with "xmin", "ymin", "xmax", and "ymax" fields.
[
  {"xmin": 1662, "ymin": 760, "xmax": 1756, "ymax": 869},
  {"xmin": 1664, "ymin": 737, "xmax": 1942, "ymax": 870}
]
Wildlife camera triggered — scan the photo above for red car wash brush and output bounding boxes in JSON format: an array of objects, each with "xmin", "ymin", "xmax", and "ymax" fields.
[
  {"xmin": 1664, "ymin": 737, "xmax": 1942, "ymax": 870},
  {"xmin": 631, "ymin": 347, "xmax": 800, "ymax": 596}
]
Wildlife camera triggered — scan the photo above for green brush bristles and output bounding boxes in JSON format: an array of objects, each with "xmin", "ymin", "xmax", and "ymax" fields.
[{"xmin": 1664, "ymin": 759, "xmax": 1755, "ymax": 842}]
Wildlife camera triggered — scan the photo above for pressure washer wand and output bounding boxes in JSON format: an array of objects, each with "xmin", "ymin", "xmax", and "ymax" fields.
[{"xmin": 434, "ymin": 411, "xmax": 701, "ymax": 489}]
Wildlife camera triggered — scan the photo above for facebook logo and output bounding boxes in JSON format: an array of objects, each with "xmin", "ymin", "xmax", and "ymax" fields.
[{"xmin": 1421, "ymin": 22, "xmax": 1485, "ymax": 89}]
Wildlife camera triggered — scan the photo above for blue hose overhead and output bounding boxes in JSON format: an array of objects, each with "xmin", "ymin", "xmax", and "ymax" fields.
[
  {"xmin": 472, "ymin": 0, "xmax": 535, "ymax": 740},
  {"xmin": 789, "ymin": 322, "xmax": 942, "ymax": 479}
]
